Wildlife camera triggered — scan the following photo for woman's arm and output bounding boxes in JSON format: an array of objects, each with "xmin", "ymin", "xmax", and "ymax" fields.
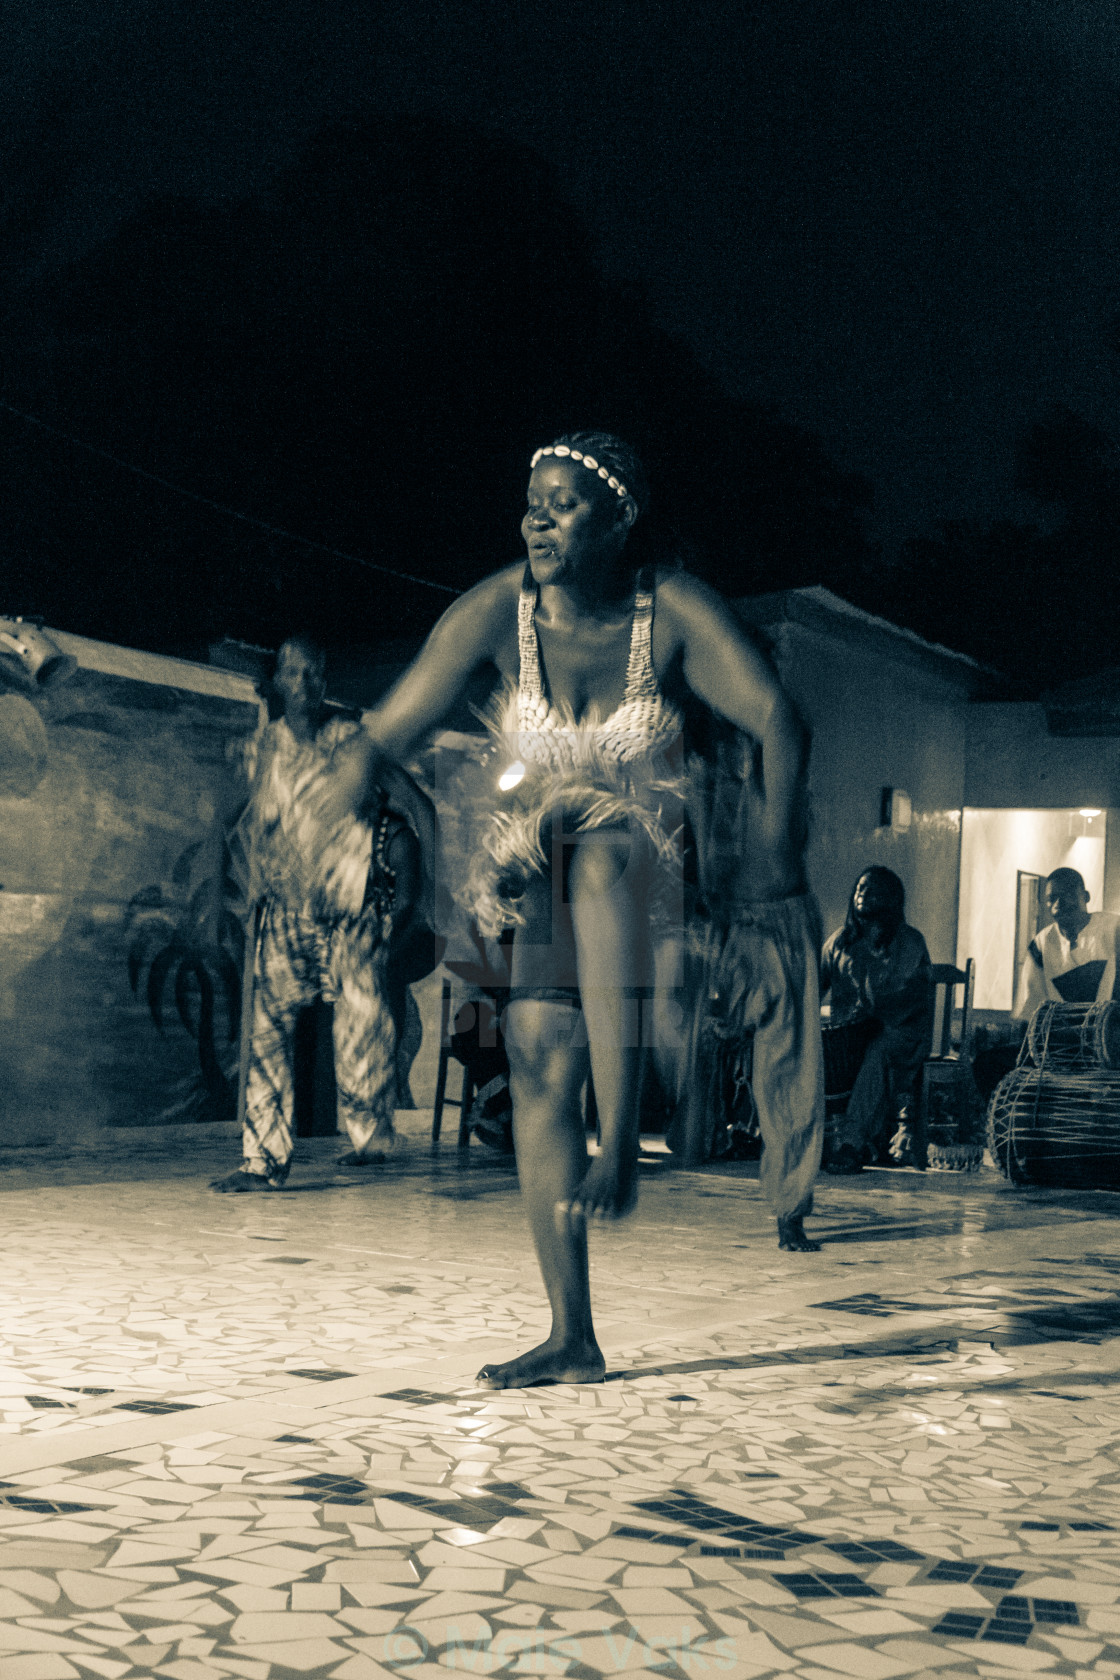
[
  {"xmin": 386, "ymin": 819, "xmax": 421, "ymax": 939},
  {"xmin": 870, "ymin": 927, "xmax": 933, "ymax": 1030},
  {"xmin": 379, "ymin": 765, "xmax": 435, "ymax": 925},
  {"xmin": 306, "ymin": 568, "xmax": 516, "ymax": 834},
  {"xmin": 660, "ymin": 572, "xmax": 808, "ymax": 863},
  {"xmin": 366, "ymin": 568, "xmax": 517, "ymax": 759},
  {"xmin": 819, "ymin": 934, "xmax": 836, "ymax": 998}
]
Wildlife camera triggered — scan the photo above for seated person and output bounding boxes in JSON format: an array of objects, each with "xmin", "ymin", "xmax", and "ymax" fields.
[
  {"xmin": 1013, "ymin": 867, "xmax": 1120, "ymax": 1019},
  {"xmin": 820, "ymin": 866, "xmax": 933, "ymax": 1172}
]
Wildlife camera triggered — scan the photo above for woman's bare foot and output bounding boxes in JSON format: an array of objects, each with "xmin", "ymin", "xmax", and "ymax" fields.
[
  {"xmin": 210, "ymin": 1169, "xmax": 282, "ymax": 1193},
  {"xmin": 777, "ymin": 1214, "xmax": 821, "ymax": 1252},
  {"xmin": 557, "ymin": 1150, "xmax": 638, "ymax": 1224},
  {"xmin": 476, "ymin": 1336, "xmax": 606, "ymax": 1389}
]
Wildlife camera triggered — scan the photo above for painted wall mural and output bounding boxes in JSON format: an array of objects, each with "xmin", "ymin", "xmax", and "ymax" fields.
[
  {"xmin": 0, "ymin": 661, "xmax": 259, "ymax": 1147},
  {"xmin": 125, "ymin": 833, "xmax": 247, "ymax": 1122}
]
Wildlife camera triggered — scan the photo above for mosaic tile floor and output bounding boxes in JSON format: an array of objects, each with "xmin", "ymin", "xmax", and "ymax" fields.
[{"xmin": 1, "ymin": 1115, "xmax": 1120, "ymax": 1680}]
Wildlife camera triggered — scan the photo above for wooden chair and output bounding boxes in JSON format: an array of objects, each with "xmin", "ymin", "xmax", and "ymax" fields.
[
  {"xmin": 431, "ymin": 977, "xmax": 473, "ymax": 1149},
  {"xmin": 928, "ymin": 960, "xmax": 975, "ymax": 1060}
]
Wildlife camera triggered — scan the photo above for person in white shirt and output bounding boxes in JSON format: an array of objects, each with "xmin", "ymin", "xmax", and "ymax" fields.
[{"xmin": 1012, "ymin": 868, "xmax": 1120, "ymax": 1020}]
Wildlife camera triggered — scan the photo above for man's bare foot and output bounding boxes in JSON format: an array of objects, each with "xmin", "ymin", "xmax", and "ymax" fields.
[
  {"xmin": 337, "ymin": 1132, "xmax": 404, "ymax": 1167},
  {"xmin": 778, "ymin": 1215, "xmax": 821, "ymax": 1252},
  {"xmin": 557, "ymin": 1150, "xmax": 638, "ymax": 1225},
  {"xmin": 210, "ymin": 1170, "xmax": 282, "ymax": 1193},
  {"xmin": 476, "ymin": 1337, "xmax": 606, "ymax": 1389},
  {"xmin": 339, "ymin": 1128, "xmax": 404, "ymax": 1169},
  {"xmin": 822, "ymin": 1142, "xmax": 864, "ymax": 1175}
]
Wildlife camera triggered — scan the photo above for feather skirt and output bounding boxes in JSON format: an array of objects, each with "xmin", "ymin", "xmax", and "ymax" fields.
[{"xmin": 436, "ymin": 683, "xmax": 687, "ymax": 940}]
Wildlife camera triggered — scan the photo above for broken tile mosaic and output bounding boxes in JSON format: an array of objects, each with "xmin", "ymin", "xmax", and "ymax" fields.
[{"xmin": 0, "ymin": 1123, "xmax": 1119, "ymax": 1680}]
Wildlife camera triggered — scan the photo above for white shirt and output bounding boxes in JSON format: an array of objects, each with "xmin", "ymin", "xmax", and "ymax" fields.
[{"xmin": 1012, "ymin": 911, "xmax": 1120, "ymax": 1019}]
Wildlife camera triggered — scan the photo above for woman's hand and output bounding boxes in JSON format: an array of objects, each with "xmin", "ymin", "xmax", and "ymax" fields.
[
  {"xmin": 380, "ymin": 763, "xmax": 438, "ymax": 929},
  {"xmin": 306, "ymin": 731, "xmax": 380, "ymax": 836},
  {"xmin": 661, "ymin": 571, "xmax": 809, "ymax": 897}
]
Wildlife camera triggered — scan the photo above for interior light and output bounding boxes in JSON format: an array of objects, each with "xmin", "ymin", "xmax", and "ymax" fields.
[
  {"xmin": 1080, "ymin": 809, "xmax": 1102, "ymax": 818},
  {"xmin": 498, "ymin": 761, "xmax": 525, "ymax": 792},
  {"xmin": 879, "ymin": 787, "xmax": 912, "ymax": 831}
]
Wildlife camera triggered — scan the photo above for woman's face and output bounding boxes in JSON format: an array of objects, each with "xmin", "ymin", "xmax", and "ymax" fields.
[
  {"xmin": 853, "ymin": 872, "xmax": 896, "ymax": 928},
  {"xmin": 522, "ymin": 459, "xmax": 631, "ymax": 587}
]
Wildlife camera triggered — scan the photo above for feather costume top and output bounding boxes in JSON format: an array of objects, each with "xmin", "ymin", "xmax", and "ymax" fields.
[
  {"xmin": 515, "ymin": 578, "xmax": 683, "ymax": 767},
  {"xmin": 450, "ymin": 576, "xmax": 687, "ymax": 938}
]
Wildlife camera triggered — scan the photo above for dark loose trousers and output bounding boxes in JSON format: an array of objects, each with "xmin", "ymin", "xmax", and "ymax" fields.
[{"xmin": 700, "ymin": 895, "xmax": 825, "ymax": 1220}]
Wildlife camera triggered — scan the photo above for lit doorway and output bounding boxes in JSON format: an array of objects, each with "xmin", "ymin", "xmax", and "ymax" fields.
[
  {"xmin": 957, "ymin": 809, "xmax": 1106, "ymax": 1011},
  {"xmin": 1013, "ymin": 870, "xmax": 1043, "ymax": 1003}
]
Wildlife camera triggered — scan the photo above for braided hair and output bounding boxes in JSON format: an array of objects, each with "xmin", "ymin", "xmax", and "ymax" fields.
[{"xmin": 547, "ymin": 431, "xmax": 651, "ymax": 520}]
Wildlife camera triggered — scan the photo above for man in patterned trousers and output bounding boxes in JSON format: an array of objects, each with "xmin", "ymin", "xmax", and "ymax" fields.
[{"xmin": 212, "ymin": 635, "xmax": 424, "ymax": 1192}]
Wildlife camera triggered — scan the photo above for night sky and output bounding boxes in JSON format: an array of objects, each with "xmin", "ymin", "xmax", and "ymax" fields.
[
  {"xmin": 4, "ymin": 0, "xmax": 1120, "ymax": 679},
  {"xmin": 11, "ymin": 0, "xmax": 1120, "ymax": 544}
]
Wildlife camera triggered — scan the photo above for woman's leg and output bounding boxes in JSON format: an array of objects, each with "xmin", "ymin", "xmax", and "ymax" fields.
[
  {"xmin": 884, "ymin": 1024, "xmax": 930, "ymax": 1167},
  {"xmin": 562, "ymin": 829, "xmax": 650, "ymax": 1221},
  {"xmin": 649, "ymin": 930, "xmax": 687, "ymax": 1107},
  {"xmin": 476, "ymin": 997, "xmax": 602, "ymax": 1388},
  {"xmin": 835, "ymin": 1032, "xmax": 890, "ymax": 1164},
  {"xmin": 747, "ymin": 910, "xmax": 825, "ymax": 1249},
  {"xmin": 476, "ymin": 827, "xmax": 651, "ymax": 1386}
]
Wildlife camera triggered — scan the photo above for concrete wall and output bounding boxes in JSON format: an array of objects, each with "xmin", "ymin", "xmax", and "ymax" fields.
[
  {"xmin": 0, "ymin": 665, "xmax": 259, "ymax": 1147},
  {"xmin": 965, "ymin": 704, "xmax": 1120, "ymax": 809},
  {"xmin": 763, "ymin": 616, "xmax": 970, "ymax": 963}
]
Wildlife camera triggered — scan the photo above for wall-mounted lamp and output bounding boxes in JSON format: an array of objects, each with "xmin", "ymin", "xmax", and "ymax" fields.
[
  {"xmin": 879, "ymin": 786, "xmax": 912, "ymax": 831},
  {"xmin": 0, "ymin": 617, "xmax": 77, "ymax": 691},
  {"xmin": 1069, "ymin": 808, "xmax": 1104, "ymax": 839}
]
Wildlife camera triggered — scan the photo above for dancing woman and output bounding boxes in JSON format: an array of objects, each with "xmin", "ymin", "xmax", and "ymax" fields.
[{"xmin": 321, "ymin": 433, "xmax": 809, "ymax": 1387}]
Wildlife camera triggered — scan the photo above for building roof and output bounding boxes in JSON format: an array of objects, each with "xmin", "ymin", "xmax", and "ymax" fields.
[
  {"xmin": 1039, "ymin": 665, "xmax": 1120, "ymax": 737},
  {"xmin": 49, "ymin": 627, "xmax": 260, "ymax": 704},
  {"xmin": 734, "ymin": 585, "xmax": 1006, "ymax": 697},
  {"xmin": 38, "ymin": 588, "xmax": 1008, "ymax": 713}
]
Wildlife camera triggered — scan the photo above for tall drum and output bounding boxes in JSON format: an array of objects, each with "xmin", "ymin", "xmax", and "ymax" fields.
[
  {"xmin": 1026, "ymin": 1001, "xmax": 1120, "ymax": 1070},
  {"xmin": 821, "ymin": 1017, "xmax": 879, "ymax": 1113},
  {"xmin": 987, "ymin": 1064, "xmax": 1120, "ymax": 1189}
]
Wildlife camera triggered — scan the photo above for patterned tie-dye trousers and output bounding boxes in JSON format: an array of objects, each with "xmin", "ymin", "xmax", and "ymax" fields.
[{"xmin": 242, "ymin": 895, "xmax": 396, "ymax": 1183}]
